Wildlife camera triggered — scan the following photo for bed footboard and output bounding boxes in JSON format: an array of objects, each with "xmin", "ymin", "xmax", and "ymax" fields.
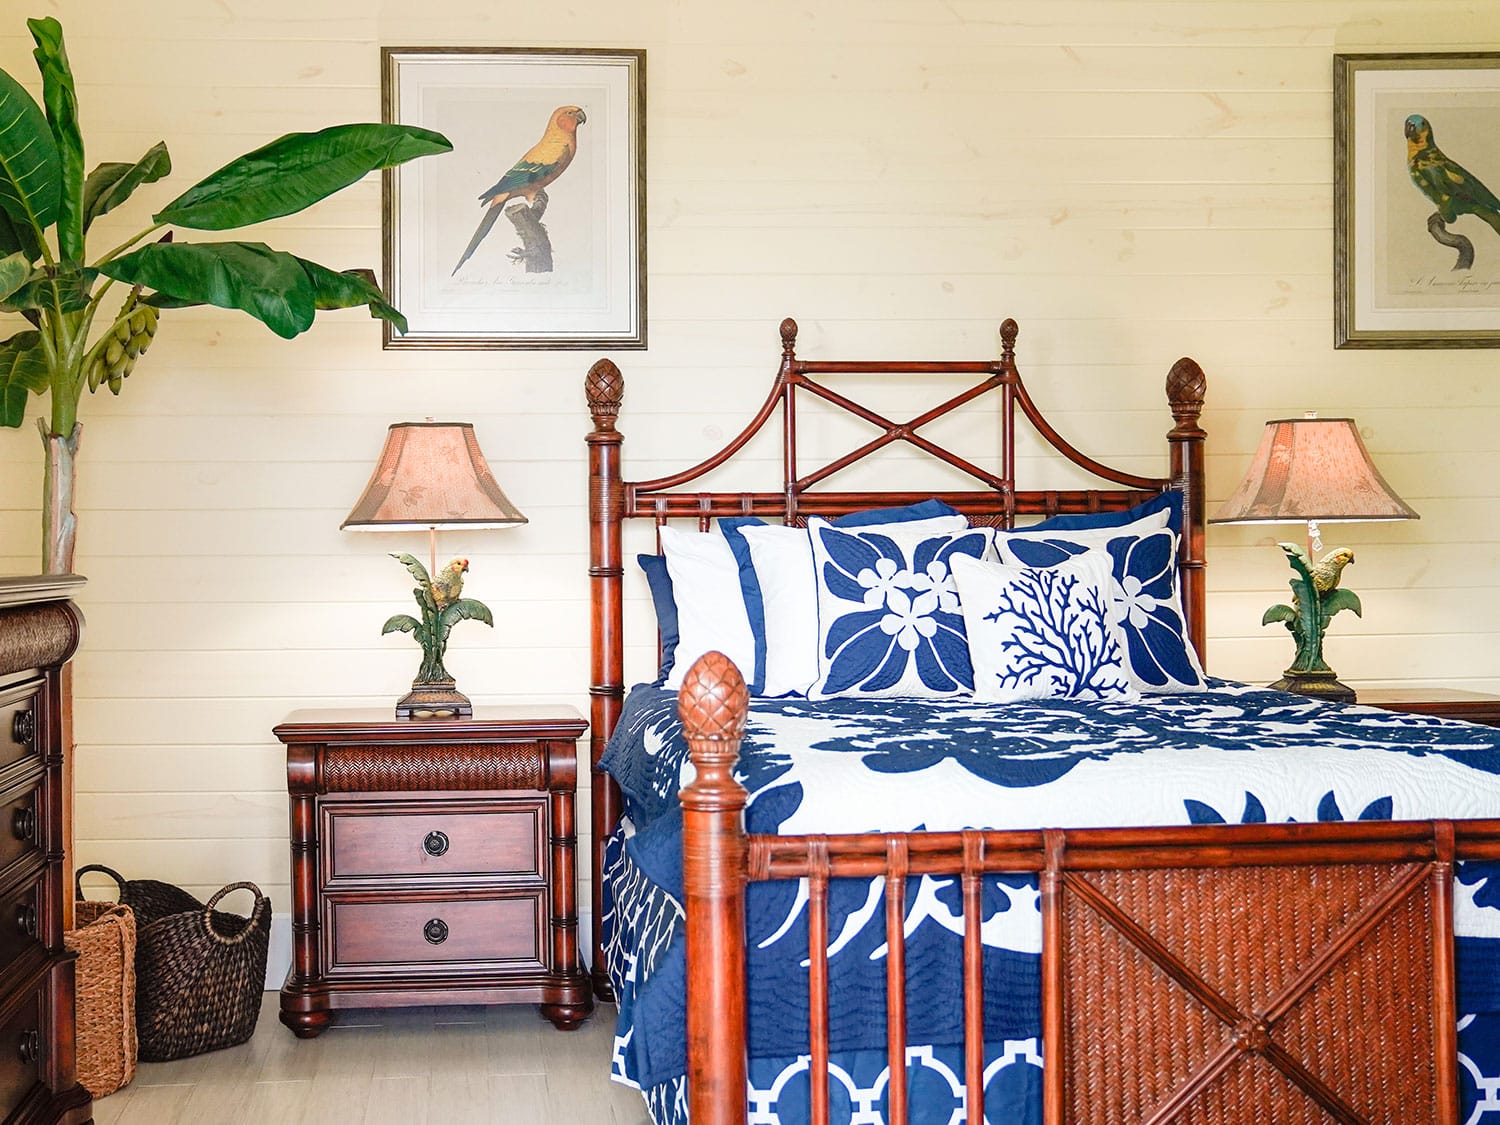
[{"xmin": 678, "ymin": 654, "xmax": 1464, "ymax": 1125}]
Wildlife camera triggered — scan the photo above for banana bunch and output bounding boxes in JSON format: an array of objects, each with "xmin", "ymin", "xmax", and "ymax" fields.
[{"xmin": 86, "ymin": 293, "xmax": 159, "ymax": 395}]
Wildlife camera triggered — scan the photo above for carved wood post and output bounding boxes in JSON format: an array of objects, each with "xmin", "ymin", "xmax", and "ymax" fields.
[
  {"xmin": 1167, "ymin": 358, "xmax": 1208, "ymax": 666},
  {"xmin": 585, "ymin": 359, "xmax": 626, "ymax": 1000},
  {"xmin": 679, "ymin": 652, "xmax": 751, "ymax": 1125}
]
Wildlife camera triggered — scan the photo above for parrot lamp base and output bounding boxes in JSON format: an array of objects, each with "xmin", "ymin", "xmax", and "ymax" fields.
[
  {"xmin": 1269, "ymin": 669, "xmax": 1357, "ymax": 705},
  {"xmin": 395, "ymin": 680, "xmax": 473, "ymax": 719}
]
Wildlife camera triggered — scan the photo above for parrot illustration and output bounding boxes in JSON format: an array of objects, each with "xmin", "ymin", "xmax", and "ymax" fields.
[
  {"xmin": 431, "ymin": 557, "xmax": 469, "ymax": 610},
  {"xmin": 451, "ymin": 105, "xmax": 587, "ymax": 275},
  {"xmin": 1405, "ymin": 114, "xmax": 1500, "ymax": 240}
]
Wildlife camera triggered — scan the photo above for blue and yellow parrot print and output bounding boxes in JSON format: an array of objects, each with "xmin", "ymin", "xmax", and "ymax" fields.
[{"xmin": 1405, "ymin": 114, "xmax": 1500, "ymax": 246}]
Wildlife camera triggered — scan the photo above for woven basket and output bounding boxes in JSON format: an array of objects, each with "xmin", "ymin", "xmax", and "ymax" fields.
[
  {"xmin": 63, "ymin": 901, "xmax": 137, "ymax": 1098},
  {"xmin": 134, "ymin": 881, "xmax": 271, "ymax": 1062}
]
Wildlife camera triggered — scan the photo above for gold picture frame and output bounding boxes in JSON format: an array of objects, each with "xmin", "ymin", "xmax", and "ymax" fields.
[
  {"xmin": 1336, "ymin": 51, "xmax": 1500, "ymax": 348},
  {"xmin": 381, "ymin": 46, "xmax": 646, "ymax": 350}
]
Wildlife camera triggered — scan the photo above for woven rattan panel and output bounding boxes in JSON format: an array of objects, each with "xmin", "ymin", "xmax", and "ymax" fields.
[
  {"xmin": 0, "ymin": 601, "xmax": 78, "ymax": 678},
  {"xmin": 321, "ymin": 743, "xmax": 545, "ymax": 793},
  {"xmin": 1059, "ymin": 862, "xmax": 1440, "ymax": 1124}
]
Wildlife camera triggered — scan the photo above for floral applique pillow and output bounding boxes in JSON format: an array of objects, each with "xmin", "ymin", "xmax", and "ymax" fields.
[
  {"xmin": 993, "ymin": 528, "xmax": 1206, "ymax": 693},
  {"xmin": 950, "ymin": 553, "xmax": 1137, "ymax": 704},
  {"xmin": 807, "ymin": 517, "xmax": 998, "ymax": 699}
]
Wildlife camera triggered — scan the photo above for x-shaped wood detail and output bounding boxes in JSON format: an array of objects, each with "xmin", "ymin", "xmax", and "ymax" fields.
[{"xmin": 1064, "ymin": 861, "xmax": 1437, "ymax": 1125}]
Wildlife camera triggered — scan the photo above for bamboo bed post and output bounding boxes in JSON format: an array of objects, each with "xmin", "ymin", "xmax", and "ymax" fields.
[
  {"xmin": 1166, "ymin": 357, "xmax": 1208, "ymax": 665},
  {"xmin": 678, "ymin": 652, "xmax": 751, "ymax": 1125},
  {"xmin": 585, "ymin": 358, "xmax": 627, "ymax": 1000}
]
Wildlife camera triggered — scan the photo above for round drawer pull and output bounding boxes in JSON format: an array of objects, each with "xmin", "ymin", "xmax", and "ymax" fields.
[
  {"xmin": 423, "ymin": 918, "xmax": 449, "ymax": 945},
  {"xmin": 422, "ymin": 830, "xmax": 450, "ymax": 858},
  {"xmin": 11, "ymin": 711, "xmax": 33, "ymax": 749},
  {"xmin": 15, "ymin": 905, "xmax": 36, "ymax": 939},
  {"xmin": 17, "ymin": 1029, "xmax": 38, "ymax": 1065},
  {"xmin": 11, "ymin": 808, "xmax": 35, "ymax": 842}
]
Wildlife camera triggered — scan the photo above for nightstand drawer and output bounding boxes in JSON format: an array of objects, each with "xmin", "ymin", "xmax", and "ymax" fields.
[
  {"xmin": 0, "ymin": 878, "xmax": 45, "ymax": 970},
  {"xmin": 327, "ymin": 892, "xmax": 545, "ymax": 972},
  {"xmin": 0, "ymin": 786, "xmax": 41, "ymax": 882},
  {"xmin": 324, "ymin": 798, "xmax": 546, "ymax": 882}
]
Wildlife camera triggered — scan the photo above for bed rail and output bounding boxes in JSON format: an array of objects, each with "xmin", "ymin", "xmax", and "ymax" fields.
[{"xmin": 677, "ymin": 652, "xmax": 1466, "ymax": 1125}]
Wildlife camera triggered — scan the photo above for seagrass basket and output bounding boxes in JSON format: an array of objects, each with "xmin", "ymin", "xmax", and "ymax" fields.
[{"xmin": 63, "ymin": 900, "xmax": 137, "ymax": 1098}]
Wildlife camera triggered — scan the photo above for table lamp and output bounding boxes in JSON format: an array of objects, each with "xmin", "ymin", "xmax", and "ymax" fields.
[
  {"xmin": 342, "ymin": 421, "xmax": 527, "ymax": 717},
  {"xmin": 1210, "ymin": 414, "xmax": 1418, "ymax": 704}
]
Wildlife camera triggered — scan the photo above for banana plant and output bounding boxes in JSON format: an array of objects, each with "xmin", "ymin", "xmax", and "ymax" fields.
[
  {"xmin": 1262, "ymin": 543, "xmax": 1362, "ymax": 675},
  {"xmin": 382, "ymin": 553, "xmax": 493, "ymax": 687},
  {"xmin": 0, "ymin": 17, "xmax": 453, "ymax": 573}
]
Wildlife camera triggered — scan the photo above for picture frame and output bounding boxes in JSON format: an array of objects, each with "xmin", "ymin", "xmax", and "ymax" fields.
[
  {"xmin": 1336, "ymin": 51, "xmax": 1500, "ymax": 348},
  {"xmin": 381, "ymin": 46, "xmax": 646, "ymax": 350}
]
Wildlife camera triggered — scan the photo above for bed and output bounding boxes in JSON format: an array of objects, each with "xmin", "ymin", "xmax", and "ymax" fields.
[{"xmin": 582, "ymin": 319, "xmax": 1500, "ymax": 1125}]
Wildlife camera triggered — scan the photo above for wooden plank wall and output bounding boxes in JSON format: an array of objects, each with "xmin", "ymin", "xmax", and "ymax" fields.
[{"xmin": 0, "ymin": 0, "xmax": 1496, "ymax": 921}]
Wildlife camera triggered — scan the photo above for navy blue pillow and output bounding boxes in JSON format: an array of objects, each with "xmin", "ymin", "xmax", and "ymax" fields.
[
  {"xmin": 1028, "ymin": 490, "xmax": 1182, "ymax": 537},
  {"xmin": 720, "ymin": 500, "xmax": 966, "ymax": 696},
  {"xmin": 637, "ymin": 554, "xmax": 679, "ymax": 686}
]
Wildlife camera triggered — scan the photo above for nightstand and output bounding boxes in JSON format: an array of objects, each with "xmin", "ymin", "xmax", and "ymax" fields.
[
  {"xmin": 1359, "ymin": 688, "xmax": 1500, "ymax": 728},
  {"xmin": 273, "ymin": 706, "xmax": 592, "ymax": 1038}
]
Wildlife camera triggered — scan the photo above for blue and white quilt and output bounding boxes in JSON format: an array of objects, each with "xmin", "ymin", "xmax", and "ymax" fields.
[{"xmin": 598, "ymin": 680, "xmax": 1500, "ymax": 1125}]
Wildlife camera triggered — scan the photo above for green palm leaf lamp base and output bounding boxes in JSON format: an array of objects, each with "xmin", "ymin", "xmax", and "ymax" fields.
[
  {"xmin": 1210, "ymin": 414, "xmax": 1418, "ymax": 705},
  {"xmin": 342, "ymin": 421, "xmax": 527, "ymax": 719}
]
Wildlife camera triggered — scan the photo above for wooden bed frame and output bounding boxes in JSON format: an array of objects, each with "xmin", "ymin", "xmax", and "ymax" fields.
[{"xmin": 583, "ymin": 319, "xmax": 1491, "ymax": 1124}]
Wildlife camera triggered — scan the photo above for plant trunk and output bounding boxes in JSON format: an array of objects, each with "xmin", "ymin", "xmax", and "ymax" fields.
[{"xmin": 39, "ymin": 422, "xmax": 81, "ymax": 575}]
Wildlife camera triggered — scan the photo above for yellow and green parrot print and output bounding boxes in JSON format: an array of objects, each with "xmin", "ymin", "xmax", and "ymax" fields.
[{"xmin": 1405, "ymin": 113, "xmax": 1500, "ymax": 253}]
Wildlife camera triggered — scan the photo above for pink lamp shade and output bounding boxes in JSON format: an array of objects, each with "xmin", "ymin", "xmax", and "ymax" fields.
[
  {"xmin": 1210, "ymin": 417, "xmax": 1419, "ymax": 526},
  {"xmin": 341, "ymin": 422, "xmax": 526, "ymax": 532}
]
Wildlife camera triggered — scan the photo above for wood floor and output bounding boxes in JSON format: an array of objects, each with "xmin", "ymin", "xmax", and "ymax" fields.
[{"xmin": 90, "ymin": 993, "xmax": 651, "ymax": 1124}]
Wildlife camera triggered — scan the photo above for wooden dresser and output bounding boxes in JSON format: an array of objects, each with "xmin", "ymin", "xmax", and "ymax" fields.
[
  {"xmin": 274, "ymin": 706, "xmax": 593, "ymax": 1037},
  {"xmin": 0, "ymin": 578, "xmax": 91, "ymax": 1124}
]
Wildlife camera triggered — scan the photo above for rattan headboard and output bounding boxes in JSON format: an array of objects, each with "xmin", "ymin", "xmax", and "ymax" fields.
[{"xmin": 580, "ymin": 316, "xmax": 1207, "ymax": 995}]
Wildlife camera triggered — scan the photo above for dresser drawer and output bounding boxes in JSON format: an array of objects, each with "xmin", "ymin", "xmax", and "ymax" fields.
[
  {"xmin": 324, "ymin": 798, "xmax": 546, "ymax": 882},
  {"xmin": 0, "ymin": 982, "xmax": 43, "ymax": 1113},
  {"xmin": 0, "ymin": 876, "xmax": 45, "ymax": 969},
  {"xmin": 0, "ymin": 685, "xmax": 40, "ymax": 776},
  {"xmin": 0, "ymin": 785, "xmax": 41, "ymax": 880},
  {"xmin": 326, "ymin": 892, "xmax": 545, "ymax": 974}
]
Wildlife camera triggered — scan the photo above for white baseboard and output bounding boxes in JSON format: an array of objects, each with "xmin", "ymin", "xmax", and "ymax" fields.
[{"xmin": 262, "ymin": 908, "xmax": 596, "ymax": 991}]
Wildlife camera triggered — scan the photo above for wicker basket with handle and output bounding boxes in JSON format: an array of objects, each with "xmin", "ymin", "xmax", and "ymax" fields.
[
  {"xmin": 134, "ymin": 881, "xmax": 271, "ymax": 1062},
  {"xmin": 63, "ymin": 898, "xmax": 137, "ymax": 1098}
]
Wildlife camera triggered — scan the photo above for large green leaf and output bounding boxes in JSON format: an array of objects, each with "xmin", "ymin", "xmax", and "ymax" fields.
[
  {"xmin": 83, "ymin": 142, "xmax": 171, "ymax": 233},
  {"xmin": 1321, "ymin": 588, "xmax": 1363, "ymax": 619},
  {"xmin": 0, "ymin": 330, "xmax": 48, "ymax": 427},
  {"xmin": 439, "ymin": 598, "xmax": 493, "ymax": 630},
  {"xmin": 297, "ymin": 259, "xmax": 407, "ymax": 334},
  {"xmin": 1261, "ymin": 604, "xmax": 1296, "ymax": 627},
  {"xmin": 100, "ymin": 240, "xmax": 315, "ymax": 338},
  {"xmin": 0, "ymin": 64, "xmax": 60, "ymax": 239},
  {"xmin": 0, "ymin": 264, "xmax": 96, "ymax": 313},
  {"xmin": 381, "ymin": 614, "xmax": 420, "ymax": 635},
  {"xmin": 27, "ymin": 18, "xmax": 82, "ymax": 262},
  {"xmin": 154, "ymin": 123, "xmax": 451, "ymax": 231}
]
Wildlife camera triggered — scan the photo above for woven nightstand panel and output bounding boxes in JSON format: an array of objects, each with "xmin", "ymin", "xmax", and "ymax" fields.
[{"xmin": 322, "ymin": 743, "xmax": 545, "ymax": 792}]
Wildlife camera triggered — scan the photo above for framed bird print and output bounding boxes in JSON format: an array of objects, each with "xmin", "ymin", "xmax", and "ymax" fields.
[
  {"xmin": 1336, "ymin": 52, "xmax": 1500, "ymax": 348},
  {"xmin": 381, "ymin": 46, "xmax": 646, "ymax": 349}
]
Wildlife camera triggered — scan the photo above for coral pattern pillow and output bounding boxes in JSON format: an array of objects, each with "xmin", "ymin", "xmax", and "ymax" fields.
[
  {"xmin": 950, "ymin": 553, "xmax": 1137, "ymax": 704},
  {"xmin": 994, "ymin": 528, "xmax": 1205, "ymax": 693},
  {"xmin": 807, "ymin": 518, "xmax": 997, "ymax": 699}
]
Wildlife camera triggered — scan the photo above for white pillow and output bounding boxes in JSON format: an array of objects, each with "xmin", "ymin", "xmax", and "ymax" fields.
[
  {"xmin": 1000, "ymin": 505, "xmax": 1170, "ymax": 551},
  {"xmin": 657, "ymin": 525, "xmax": 756, "ymax": 690},
  {"xmin": 807, "ymin": 518, "xmax": 997, "ymax": 700},
  {"xmin": 950, "ymin": 552, "xmax": 1138, "ymax": 704},
  {"xmin": 740, "ymin": 514, "xmax": 967, "ymax": 697}
]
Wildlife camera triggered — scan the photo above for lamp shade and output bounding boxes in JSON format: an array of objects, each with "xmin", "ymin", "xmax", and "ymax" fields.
[
  {"xmin": 1210, "ymin": 417, "xmax": 1419, "ymax": 525},
  {"xmin": 341, "ymin": 422, "xmax": 527, "ymax": 532}
]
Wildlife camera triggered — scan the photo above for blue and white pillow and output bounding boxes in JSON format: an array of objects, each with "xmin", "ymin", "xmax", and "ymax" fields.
[
  {"xmin": 722, "ymin": 502, "xmax": 967, "ymax": 697},
  {"xmin": 808, "ymin": 517, "xmax": 997, "ymax": 700},
  {"xmin": 950, "ymin": 552, "xmax": 1137, "ymax": 704},
  {"xmin": 994, "ymin": 527, "xmax": 1205, "ymax": 693}
]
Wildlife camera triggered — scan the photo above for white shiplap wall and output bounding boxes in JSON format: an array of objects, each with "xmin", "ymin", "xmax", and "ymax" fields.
[{"xmin": 0, "ymin": 0, "xmax": 1498, "ymax": 924}]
